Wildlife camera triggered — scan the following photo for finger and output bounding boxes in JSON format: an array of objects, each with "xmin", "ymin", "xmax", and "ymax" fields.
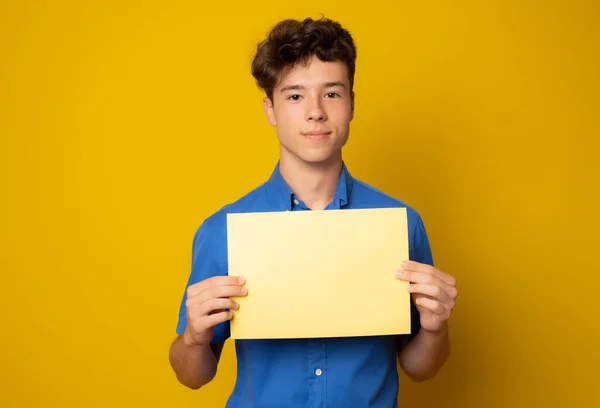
[
  {"xmin": 199, "ymin": 298, "xmax": 240, "ymax": 316},
  {"xmin": 401, "ymin": 261, "xmax": 456, "ymax": 287},
  {"xmin": 187, "ymin": 275, "xmax": 245, "ymax": 298},
  {"xmin": 412, "ymin": 290, "xmax": 455, "ymax": 313},
  {"xmin": 414, "ymin": 297, "xmax": 447, "ymax": 316},
  {"xmin": 185, "ymin": 292, "xmax": 243, "ymax": 315},
  {"xmin": 192, "ymin": 311, "xmax": 233, "ymax": 333},
  {"xmin": 411, "ymin": 293, "xmax": 435, "ymax": 307},
  {"xmin": 407, "ymin": 283, "xmax": 450, "ymax": 303},
  {"xmin": 397, "ymin": 270, "xmax": 456, "ymax": 300},
  {"xmin": 190, "ymin": 284, "xmax": 248, "ymax": 305},
  {"xmin": 209, "ymin": 309, "xmax": 227, "ymax": 315},
  {"xmin": 412, "ymin": 293, "xmax": 435, "ymax": 302},
  {"xmin": 396, "ymin": 269, "xmax": 443, "ymax": 287},
  {"xmin": 208, "ymin": 285, "xmax": 248, "ymax": 300}
]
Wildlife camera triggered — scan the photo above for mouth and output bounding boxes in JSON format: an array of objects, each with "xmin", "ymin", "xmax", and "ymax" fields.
[{"xmin": 302, "ymin": 131, "xmax": 332, "ymax": 141}]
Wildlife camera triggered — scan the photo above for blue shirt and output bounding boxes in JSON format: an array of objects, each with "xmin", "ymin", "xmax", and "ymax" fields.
[{"xmin": 176, "ymin": 161, "xmax": 434, "ymax": 407}]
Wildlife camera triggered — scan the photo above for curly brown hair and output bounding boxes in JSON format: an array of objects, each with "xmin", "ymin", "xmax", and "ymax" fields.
[{"xmin": 251, "ymin": 16, "xmax": 357, "ymax": 101}]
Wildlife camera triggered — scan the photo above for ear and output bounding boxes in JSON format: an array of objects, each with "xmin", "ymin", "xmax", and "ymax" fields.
[
  {"xmin": 263, "ymin": 97, "xmax": 277, "ymax": 127},
  {"xmin": 350, "ymin": 91, "xmax": 355, "ymax": 122}
]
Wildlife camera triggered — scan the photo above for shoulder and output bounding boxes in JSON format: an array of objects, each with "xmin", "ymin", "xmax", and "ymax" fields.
[
  {"xmin": 192, "ymin": 181, "xmax": 271, "ymax": 245},
  {"xmin": 351, "ymin": 177, "xmax": 433, "ymax": 263},
  {"xmin": 350, "ymin": 178, "xmax": 424, "ymax": 227}
]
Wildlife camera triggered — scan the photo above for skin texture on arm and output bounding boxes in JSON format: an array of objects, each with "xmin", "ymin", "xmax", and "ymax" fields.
[
  {"xmin": 169, "ymin": 275, "xmax": 247, "ymax": 389},
  {"xmin": 396, "ymin": 324, "xmax": 450, "ymax": 382},
  {"xmin": 395, "ymin": 260, "xmax": 457, "ymax": 382},
  {"xmin": 169, "ymin": 337, "xmax": 224, "ymax": 389}
]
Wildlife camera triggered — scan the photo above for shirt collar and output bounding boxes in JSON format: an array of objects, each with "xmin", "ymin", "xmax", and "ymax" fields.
[{"xmin": 267, "ymin": 161, "xmax": 354, "ymax": 211}]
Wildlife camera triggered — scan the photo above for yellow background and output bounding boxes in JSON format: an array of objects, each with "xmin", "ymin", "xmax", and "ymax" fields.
[{"xmin": 1, "ymin": 1, "xmax": 598, "ymax": 407}]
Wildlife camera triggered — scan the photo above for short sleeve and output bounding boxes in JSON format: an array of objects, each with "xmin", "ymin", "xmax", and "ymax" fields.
[
  {"xmin": 406, "ymin": 213, "xmax": 435, "ymax": 340},
  {"xmin": 175, "ymin": 219, "xmax": 230, "ymax": 344}
]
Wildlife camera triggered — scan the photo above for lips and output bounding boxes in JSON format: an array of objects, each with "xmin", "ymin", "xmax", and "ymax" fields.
[{"xmin": 302, "ymin": 130, "xmax": 331, "ymax": 140}]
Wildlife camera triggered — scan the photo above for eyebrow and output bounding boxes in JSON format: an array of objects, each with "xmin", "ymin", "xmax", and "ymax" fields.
[{"xmin": 279, "ymin": 81, "xmax": 346, "ymax": 93}]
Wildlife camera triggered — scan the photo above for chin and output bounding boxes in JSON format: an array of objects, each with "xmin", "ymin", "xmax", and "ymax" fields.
[
  {"xmin": 280, "ymin": 140, "xmax": 345, "ymax": 165},
  {"xmin": 296, "ymin": 150, "xmax": 340, "ymax": 165}
]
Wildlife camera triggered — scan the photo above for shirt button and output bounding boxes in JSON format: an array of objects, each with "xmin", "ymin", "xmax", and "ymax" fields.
[
  {"xmin": 315, "ymin": 368, "xmax": 322, "ymax": 376},
  {"xmin": 293, "ymin": 199, "xmax": 300, "ymax": 205}
]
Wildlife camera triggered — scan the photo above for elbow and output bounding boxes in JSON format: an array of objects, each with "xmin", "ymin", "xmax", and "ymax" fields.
[
  {"xmin": 401, "ymin": 348, "xmax": 450, "ymax": 383},
  {"xmin": 174, "ymin": 369, "xmax": 215, "ymax": 390},
  {"xmin": 405, "ymin": 369, "xmax": 438, "ymax": 383},
  {"xmin": 180, "ymin": 378, "xmax": 203, "ymax": 390},
  {"xmin": 169, "ymin": 341, "xmax": 215, "ymax": 391},
  {"xmin": 173, "ymin": 368, "xmax": 215, "ymax": 391}
]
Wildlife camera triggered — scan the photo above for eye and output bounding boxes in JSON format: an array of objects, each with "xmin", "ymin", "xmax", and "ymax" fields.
[
  {"xmin": 287, "ymin": 94, "xmax": 301, "ymax": 101},
  {"xmin": 325, "ymin": 92, "xmax": 340, "ymax": 98}
]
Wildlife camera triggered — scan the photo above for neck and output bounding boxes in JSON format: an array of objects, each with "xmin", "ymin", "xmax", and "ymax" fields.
[{"xmin": 279, "ymin": 151, "xmax": 343, "ymax": 211}]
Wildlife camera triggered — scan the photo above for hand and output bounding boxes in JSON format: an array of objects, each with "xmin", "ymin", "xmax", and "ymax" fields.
[
  {"xmin": 183, "ymin": 275, "xmax": 247, "ymax": 346},
  {"xmin": 395, "ymin": 261, "xmax": 458, "ymax": 333}
]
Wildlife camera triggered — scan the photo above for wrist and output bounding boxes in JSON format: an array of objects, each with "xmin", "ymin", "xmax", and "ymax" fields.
[
  {"xmin": 182, "ymin": 327, "xmax": 206, "ymax": 348},
  {"xmin": 421, "ymin": 321, "xmax": 449, "ymax": 338}
]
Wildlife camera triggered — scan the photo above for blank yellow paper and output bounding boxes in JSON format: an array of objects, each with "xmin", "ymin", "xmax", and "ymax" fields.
[{"xmin": 226, "ymin": 207, "xmax": 410, "ymax": 339}]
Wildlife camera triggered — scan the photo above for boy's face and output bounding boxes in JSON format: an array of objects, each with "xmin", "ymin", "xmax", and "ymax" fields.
[{"xmin": 263, "ymin": 55, "xmax": 354, "ymax": 166}]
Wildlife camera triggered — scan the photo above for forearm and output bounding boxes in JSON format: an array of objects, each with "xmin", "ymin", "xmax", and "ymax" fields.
[
  {"xmin": 169, "ymin": 331, "xmax": 219, "ymax": 389},
  {"xmin": 398, "ymin": 324, "xmax": 450, "ymax": 382}
]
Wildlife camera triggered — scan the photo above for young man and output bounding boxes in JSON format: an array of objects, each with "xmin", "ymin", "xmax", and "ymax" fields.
[{"xmin": 169, "ymin": 17, "xmax": 458, "ymax": 407}]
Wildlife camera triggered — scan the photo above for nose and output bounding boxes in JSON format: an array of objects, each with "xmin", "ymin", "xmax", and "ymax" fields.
[{"xmin": 305, "ymin": 97, "xmax": 327, "ymax": 122}]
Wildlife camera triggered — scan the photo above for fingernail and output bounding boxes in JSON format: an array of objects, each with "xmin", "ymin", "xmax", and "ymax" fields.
[
  {"xmin": 395, "ymin": 270, "xmax": 403, "ymax": 277},
  {"xmin": 238, "ymin": 277, "xmax": 245, "ymax": 284},
  {"xmin": 241, "ymin": 287, "xmax": 248, "ymax": 295},
  {"xmin": 401, "ymin": 261, "xmax": 409, "ymax": 267}
]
